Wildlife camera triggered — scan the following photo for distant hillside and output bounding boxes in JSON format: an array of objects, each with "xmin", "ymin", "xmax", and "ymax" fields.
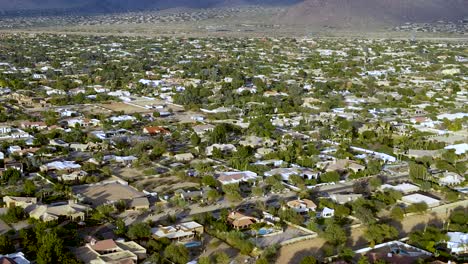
[
  {"xmin": 0, "ymin": 0, "xmax": 301, "ymax": 14},
  {"xmin": 281, "ymin": 0, "xmax": 468, "ymax": 28}
]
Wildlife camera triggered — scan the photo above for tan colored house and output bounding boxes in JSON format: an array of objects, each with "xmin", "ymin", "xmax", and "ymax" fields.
[
  {"xmin": 29, "ymin": 201, "xmax": 89, "ymax": 222},
  {"xmin": 75, "ymin": 239, "xmax": 146, "ymax": 264},
  {"xmin": 324, "ymin": 159, "xmax": 365, "ymax": 173},
  {"xmin": 20, "ymin": 121, "xmax": 47, "ymax": 130},
  {"xmin": 286, "ymin": 198, "xmax": 317, "ymax": 213},
  {"xmin": 174, "ymin": 153, "xmax": 194, "ymax": 162},
  {"xmin": 128, "ymin": 197, "xmax": 150, "ymax": 211},
  {"xmin": 151, "ymin": 221, "xmax": 204, "ymax": 241},
  {"xmin": 227, "ymin": 211, "xmax": 258, "ymax": 230},
  {"xmin": 2, "ymin": 196, "xmax": 37, "ymax": 209}
]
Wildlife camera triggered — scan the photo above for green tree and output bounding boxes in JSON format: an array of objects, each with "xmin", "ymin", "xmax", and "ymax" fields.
[
  {"xmin": 2, "ymin": 168, "xmax": 21, "ymax": 184},
  {"xmin": 251, "ymin": 186, "xmax": 264, "ymax": 197},
  {"xmin": 127, "ymin": 222, "xmax": 151, "ymax": 240},
  {"xmin": 36, "ymin": 232, "xmax": 64, "ymax": 264},
  {"xmin": 0, "ymin": 206, "xmax": 26, "ymax": 223},
  {"xmin": 214, "ymin": 252, "xmax": 230, "ymax": 264},
  {"xmin": 91, "ymin": 205, "xmax": 114, "ymax": 222},
  {"xmin": 222, "ymin": 183, "xmax": 242, "ymax": 202},
  {"xmin": 248, "ymin": 116, "xmax": 275, "ymax": 137},
  {"xmin": 364, "ymin": 224, "xmax": 398, "ymax": 245},
  {"xmin": 23, "ymin": 179, "xmax": 36, "ymax": 196},
  {"xmin": 320, "ymin": 171, "xmax": 340, "ymax": 183},
  {"xmin": 190, "ymin": 133, "xmax": 201, "ymax": 146},
  {"xmin": 390, "ymin": 206, "xmax": 404, "ymax": 221},
  {"xmin": 407, "ymin": 202, "xmax": 428, "ymax": 214},
  {"xmin": 299, "ymin": 256, "xmax": 317, "ymax": 264},
  {"xmin": 409, "ymin": 226, "xmax": 448, "ymax": 253},
  {"xmin": 322, "ymin": 222, "xmax": 347, "ymax": 246},
  {"xmin": 0, "ymin": 234, "xmax": 15, "ymax": 254},
  {"xmin": 201, "ymin": 175, "xmax": 218, "ymax": 187},
  {"xmin": 114, "ymin": 218, "xmax": 127, "ymax": 236},
  {"xmin": 164, "ymin": 244, "xmax": 189, "ymax": 264},
  {"xmin": 198, "ymin": 256, "xmax": 211, "ymax": 264},
  {"xmin": 409, "ymin": 163, "xmax": 428, "ymax": 181},
  {"xmin": 207, "ymin": 189, "xmax": 221, "ymax": 203}
]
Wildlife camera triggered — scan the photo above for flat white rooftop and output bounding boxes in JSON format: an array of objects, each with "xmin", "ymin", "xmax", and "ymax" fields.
[
  {"xmin": 381, "ymin": 183, "xmax": 420, "ymax": 193},
  {"xmin": 402, "ymin": 193, "xmax": 440, "ymax": 207}
]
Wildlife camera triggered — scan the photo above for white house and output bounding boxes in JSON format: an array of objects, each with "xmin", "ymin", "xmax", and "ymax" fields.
[
  {"xmin": 206, "ymin": 144, "xmax": 237, "ymax": 156},
  {"xmin": 401, "ymin": 193, "xmax": 440, "ymax": 208},
  {"xmin": 7, "ymin": 145, "xmax": 22, "ymax": 155},
  {"xmin": 381, "ymin": 183, "xmax": 420, "ymax": 194},
  {"xmin": 445, "ymin": 143, "xmax": 468, "ymax": 155},
  {"xmin": 217, "ymin": 171, "xmax": 258, "ymax": 185},
  {"xmin": 0, "ymin": 252, "xmax": 30, "ymax": 264},
  {"xmin": 438, "ymin": 172, "xmax": 464, "ymax": 186},
  {"xmin": 319, "ymin": 207, "xmax": 335, "ymax": 218},
  {"xmin": 446, "ymin": 232, "xmax": 468, "ymax": 254},
  {"xmin": 0, "ymin": 125, "xmax": 12, "ymax": 134}
]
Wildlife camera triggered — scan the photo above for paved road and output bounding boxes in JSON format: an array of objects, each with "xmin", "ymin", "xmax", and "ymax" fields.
[{"xmin": 122, "ymin": 173, "xmax": 409, "ymax": 225}]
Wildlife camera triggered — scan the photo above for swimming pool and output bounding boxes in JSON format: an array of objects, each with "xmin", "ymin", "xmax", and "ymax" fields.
[
  {"xmin": 258, "ymin": 228, "xmax": 272, "ymax": 236},
  {"xmin": 184, "ymin": 241, "xmax": 202, "ymax": 248}
]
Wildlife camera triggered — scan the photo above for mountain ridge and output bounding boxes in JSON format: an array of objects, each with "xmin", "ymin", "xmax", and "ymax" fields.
[{"xmin": 281, "ymin": 0, "xmax": 468, "ymax": 28}]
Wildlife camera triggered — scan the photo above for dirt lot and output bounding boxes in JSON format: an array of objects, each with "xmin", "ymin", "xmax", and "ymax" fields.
[
  {"xmin": 199, "ymin": 235, "xmax": 250, "ymax": 263},
  {"xmin": 255, "ymin": 226, "xmax": 309, "ymax": 248},
  {"xmin": 132, "ymin": 175, "xmax": 199, "ymax": 193},
  {"xmin": 275, "ymin": 210, "xmax": 450, "ymax": 264},
  {"xmin": 100, "ymin": 102, "xmax": 151, "ymax": 114},
  {"xmin": 112, "ymin": 166, "xmax": 146, "ymax": 180}
]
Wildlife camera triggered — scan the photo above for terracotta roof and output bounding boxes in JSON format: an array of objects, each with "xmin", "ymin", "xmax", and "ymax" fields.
[
  {"xmin": 228, "ymin": 211, "xmax": 257, "ymax": 228},
  {"xmin": 0, "ymin": 258, "xmax": 17, "ymax": 264},
  {"xmin": 143, "ymin": 126, "xmax": 170, "ymax": 134},
  {"xmin": 91, "ymin": 239, "xmax": 118, "ymax": 252}
]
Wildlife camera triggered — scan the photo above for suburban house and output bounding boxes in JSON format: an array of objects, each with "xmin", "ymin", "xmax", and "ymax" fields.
[
  {"xmin": 73, "ymin": 180, "xmax": 146, "ymax": 208},
  {"xmin": 355, "ymin": 241, "xmax": 432, "ymax": 264},
  {"xmin": 286, "ymin": 198, "xmax": 317, "ymax": 213},
  {"xmin": 29, "ymin": 201, "xmax": 89, "ymax": 222},
  {"xmin": 192, "ymin": 124, "xmax": 215, "ymax": 136},
  {"xmin": 75, "ymin": 239, "xmax": 146, "ymax": 264},
  {"xmin": 0, "ymin": 125, "xmax": 12, "ymax": 135},
  {"xmin": 40, "ymin": 160, "xmax": 81, "ymax": 173},
  {"xmin": 174, "ymin": 187, "xmax": 211, "ymax": 201},
  {"xmin": 323, "ymin": 159, "xmax": 365, "ymax": 173},
  {"xmin": 330, "ymin": 193, "xmax": 363, "ymax": 204},
  {"xmin": 318, "ymin": 207, "xmax": 335, "ymax": 218},
  {"xmin": 20, "ymin": 121, "xmax": 47, "ymax": 130},
  {"xmin": 3, "ymin": 161, "xmax": 24, "ymax": 173},
  {"xmin": 206, "ymin": 144, "xmax": 237, "ymax": 156},
  {"xmin": 401, "ymin": 193, "xmax": 441, "ymax": 208},
  {"xmin": 437, "ymin": 172, "xmax": 464, "ymax": 186},
  {"xmin": 264, "ymin": 168, "xmax": 300, "ymax": 181},
  {"xmin": 103, "ymin": 155, "xmax": 137, "ymax": 166},
  {"xmin": 142, "ymin": 126, "xmax": 170, "ymax": 135},
  {"xmin": 381, "ymin": 183, "xmax": 420, "ymax": 194},
  {"xmin": 58, "ymin": 170, "xmax": 88, "ymax": 182},
  {"xmin": 151, "ymin": 221, "xmax": 204, "ymax": 241},
  {"xmin": 217, "ymin": 171, "xmax": 258, "ymax": 185},
  {"xmin": 0, "ymin": 252, "xmax": 30, "ymax": 264},
  {"xmin": 173, "ymin": 153, "xmax": 194, "ymax": 162},
  {"xmin": 227, "ymin": 211, "xmax": 258, "ymax": 230},
  {"xmin": 2, "ymin": 196, "xmax": 38, "ymax": 209},
  {"xmin": 128, "ymin": 197, "xmax": 150, "ymax": 211},
  {"xmin": 446, "ymin": 232, "xmax": 468, "ymax": 254}
]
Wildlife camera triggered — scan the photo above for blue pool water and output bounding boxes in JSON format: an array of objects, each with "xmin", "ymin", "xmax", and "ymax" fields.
[
  {"xmin": 185, "ymin": 241, "xmax": 202, "ymax": 248},
  {"xmin": 258, "ymin": 228, "xmax": 272, "ymax": 235}
]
